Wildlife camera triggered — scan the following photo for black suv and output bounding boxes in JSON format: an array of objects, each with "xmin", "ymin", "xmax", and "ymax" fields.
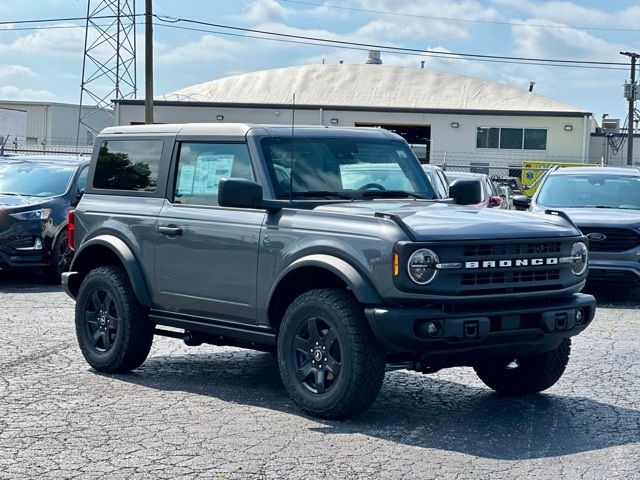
[
  {"xmin": 63, "ymin": 124, "xmax": 596, "ymax": 419},
  {"xmin": 0, "ymin": 155, "xmax": 88, "ymax": 282}
]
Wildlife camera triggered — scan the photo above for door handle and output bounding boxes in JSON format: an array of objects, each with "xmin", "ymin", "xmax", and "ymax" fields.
[{"xmin": 158, "ymin": 225, "xmax": 183, "ymax": 236}]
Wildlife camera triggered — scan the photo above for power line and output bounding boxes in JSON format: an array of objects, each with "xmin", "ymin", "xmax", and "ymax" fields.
[
  {"xmin": 0, "ymin": 14, "xmax": 143, "ymax": 27},
  {"xmin": 280, "ymin": 0, "xmax": 640, "ymax": 33},
  {"xmin": 153, "ymin": 14, "xmax": 628, "ymax": 67},
  {"xmin": 154, "ymin": 22, "xmax": 627, "ymax": 71}
]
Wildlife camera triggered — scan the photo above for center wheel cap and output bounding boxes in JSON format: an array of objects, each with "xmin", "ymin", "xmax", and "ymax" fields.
[{"xmin": 313, "ymin": 349, "xmax": 323, "ymax": 362}]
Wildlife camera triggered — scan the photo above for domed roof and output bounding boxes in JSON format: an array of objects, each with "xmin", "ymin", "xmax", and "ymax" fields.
[{"xmin": 161, "ymin": 64, "xmax": 586, "ymax": 114}]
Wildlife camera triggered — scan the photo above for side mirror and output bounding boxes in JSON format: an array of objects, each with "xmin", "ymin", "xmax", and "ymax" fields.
[
  {"xmin": 218, "ymin": 178, "xmax": 265, "ymax": 209},
  {"xmin": 489, "ymin": 195, "xmax": 502, "ymax": 207},
  {"xmin": 512, "ymin": 195, "xmax": 532, "ymax": 211},
  {"xmin": 449, "ymin": 179, "xmax": 482, "ymax": 206}
]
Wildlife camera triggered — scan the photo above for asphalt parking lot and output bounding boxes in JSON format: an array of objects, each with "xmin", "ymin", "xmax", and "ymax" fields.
[{"xmin": 0, "ymin": 271, "xmax": 638, "ymax": 480}]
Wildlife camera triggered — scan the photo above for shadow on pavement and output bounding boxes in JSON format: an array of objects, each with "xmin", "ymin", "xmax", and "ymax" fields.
[
  {"xmin": 0, "ymin": 269, "xmax": 61, "ymax": 293},
  {"xmin": 114, "ymin": 349, "xmax": 640, "ymax": 461},
  {"xmin": 584, "ymin": 284, "xmax": 640, "ymax": 309}
]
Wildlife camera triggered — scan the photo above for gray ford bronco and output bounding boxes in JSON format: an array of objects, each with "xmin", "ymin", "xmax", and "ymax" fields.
[{"xmin": 63, "ymin": 124, "xmax": 596, "ymax": 419}]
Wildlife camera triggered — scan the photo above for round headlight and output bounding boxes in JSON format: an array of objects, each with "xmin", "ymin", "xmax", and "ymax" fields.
[
  {"xmin": 570, "ymin": 242, "xmax": 588, "ymax": 276},
  {"xmin": 407, "ymin": 248, "xmax": 439, "ymax": 285}
]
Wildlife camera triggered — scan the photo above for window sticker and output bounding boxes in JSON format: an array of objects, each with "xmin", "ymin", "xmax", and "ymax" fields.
[
  {"xmin": 192, "ymin": 155, "xmax": 234, "ymax": 194},
  {"xmin": 397, "ymin": 149, "xmax": 407, "ymax": 158},
  {"xmin": 177, "ymin": 165, "xmax": 196, "ymax": 195}
]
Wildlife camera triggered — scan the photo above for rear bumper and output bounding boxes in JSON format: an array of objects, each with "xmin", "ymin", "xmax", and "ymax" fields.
[{"xmin": 364, "ymin": 293, "xmax": 596, "ymax": 366}]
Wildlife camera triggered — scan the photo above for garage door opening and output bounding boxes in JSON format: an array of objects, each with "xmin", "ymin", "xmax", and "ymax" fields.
[{"xmin": 355, "ymin": 123, "xmax": 431, "ymax": 163}]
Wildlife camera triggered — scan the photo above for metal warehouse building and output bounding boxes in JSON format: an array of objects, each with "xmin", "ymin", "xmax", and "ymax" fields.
[
  {"xmin": 0, "ymin": 100, "xmax": 113, "ymax": 148},
  {"xmin": 114, "ymin": 57, "xmax": 594, "ymax": 168}
]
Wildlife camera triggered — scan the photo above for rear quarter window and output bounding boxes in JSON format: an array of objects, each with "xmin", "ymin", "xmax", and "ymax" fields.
[{"xmin": 93, "ymin": 139, "xmax": 163, "ymax": 192}]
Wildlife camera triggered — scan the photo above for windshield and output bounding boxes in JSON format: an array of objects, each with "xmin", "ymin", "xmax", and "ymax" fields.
[
  {"xmin": 537, "ymin": 174, "xmax": 640, "ymax": 209},
  {"xmin": 261, "ymin": 137, "xmax": 436, "ymax": 200},
  {"xmin": 0, "ymin": 163, "xmax": 75, "ymax": 197}
]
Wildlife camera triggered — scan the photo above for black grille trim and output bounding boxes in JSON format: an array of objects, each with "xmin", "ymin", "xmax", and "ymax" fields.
[
  {"xmin": 461, "ymin": 269, "xmax": 561, "ymax": 286},
  {"xmin": 580, "ymin": 227, "xmax": 640, "ymax": 253},
  {"xmin": 463, "ymin": 242, "xmax": 561, "ymax": 257}
]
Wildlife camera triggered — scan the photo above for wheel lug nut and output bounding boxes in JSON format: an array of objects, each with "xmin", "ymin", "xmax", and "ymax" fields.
[
  {"xmin": 322, "ymin": 346, "xmax": 325, "ymax": 350},
  {"xmin": 324, "ymin": 358, "xmax": 327, "ymax": 361},
  {"xmin": 315, "ymin": 342, "xmax": 319, "ymax": 346}
]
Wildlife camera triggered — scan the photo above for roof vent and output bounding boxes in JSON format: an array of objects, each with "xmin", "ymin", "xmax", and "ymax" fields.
[{"xmin": 366, "ymin": 50, "xmax": 382, "ymax": 65}]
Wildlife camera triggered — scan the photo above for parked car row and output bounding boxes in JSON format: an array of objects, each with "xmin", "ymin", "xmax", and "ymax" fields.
[
  {"xmin": 0, "ymin": 155, "xmax": 88, "ymax": 282},
  {"xmin": 1, "ymin": 153, "xmax": 638, "ymax": 290},
  {"xmin": 513, "ymin": 166, "xmax": 640, "ymax": 287}
]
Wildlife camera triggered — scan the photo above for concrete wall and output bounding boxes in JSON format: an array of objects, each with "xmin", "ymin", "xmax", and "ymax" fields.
[
  {"xmin": 117, "ymin": 103, "xmax": 591, "ymax": 167},
  {"xmin": 589, "ymin": 134, "xmax": 640, "ymax": 167},
  {"xmin": 0, "ymin": 107, "xmax": 27, "ymax": 149}
]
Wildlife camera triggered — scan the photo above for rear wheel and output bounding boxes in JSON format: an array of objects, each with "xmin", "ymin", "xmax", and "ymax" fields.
[
  {"xmin": 75, "ymin": 265, "xmax": 154, "ymax": 373},
  {"xmin": 474, "ymin": 339, "xmax": 571, "ymax": 395},
  {"xmin": 277, "ymin": 288, "xmax": 385, "ymax": 420}
]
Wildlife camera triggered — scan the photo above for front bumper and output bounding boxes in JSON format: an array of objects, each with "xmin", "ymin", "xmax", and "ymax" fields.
[
  {"xmin": 588, "ymin": 253, "xmax": 640, "ymax": 286},
  {"xmin": 364, "ymin": 293, "xmax": 596, "ymax": 367},
  {"xmin": 0, "ymin": 242, "xmax": 49, "ymax": 269}
]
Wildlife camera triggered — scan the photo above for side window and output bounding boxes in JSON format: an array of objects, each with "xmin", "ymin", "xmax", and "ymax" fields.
[
  {"xmin": 75, "ymin": 167, "xmax": 88, "ymax": 192},
  {"xmin": 93, "ymin": 139, "xmax": 163, "ymax": 192},
  {"xmin": 174, "ymin": 142, "xmax": 254, "ymax": 207}
]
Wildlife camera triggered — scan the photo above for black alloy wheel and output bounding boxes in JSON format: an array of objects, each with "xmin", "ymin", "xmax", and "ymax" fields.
[
  {"xmin": 84, "ymin": 288, "xmax": 119, "ymax": 353},
  {"xmin": 56, "ymin": 232, "xmax": 73, "ymax": 274},
  {"xmin": 278, "ymin": 288, "xmax": 386, "ymax": 420},
  {"xmin": 75, "ymin": 266, "xmax": 154, "ymax": 373},
  {"xmin": 292, "ymin": 316, "xmax": 342, "ymax": 394}
]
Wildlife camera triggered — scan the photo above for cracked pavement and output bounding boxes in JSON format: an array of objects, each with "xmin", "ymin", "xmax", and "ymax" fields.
[{"xmin": 0, "ymin": 271, "xmax": 639, "ymax": 479}]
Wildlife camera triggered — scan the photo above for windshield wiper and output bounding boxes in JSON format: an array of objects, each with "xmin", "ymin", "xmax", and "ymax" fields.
[
  {"xmin": 288, "ymin": 191, "xmax": 356, "ymax": 200},
  {"xmin": 361, "ymin": 190, "xmax": 430, "ymax": 200},
  {"xmin": 0, "ymin": 192, "xmax": 24, "ymax": 196}
]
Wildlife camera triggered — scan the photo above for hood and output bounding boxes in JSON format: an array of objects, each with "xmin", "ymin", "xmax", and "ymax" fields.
[
  {"xmin": 0, "ymin": 194, "xmax": 52, "ymax": 210},
  {"xmin": 538, "ymin": 207, "xmax": 640, "ymax": 229},
  {"xmin": 315, "ymin": 201, "xmax": 580, "ymax": 241}
]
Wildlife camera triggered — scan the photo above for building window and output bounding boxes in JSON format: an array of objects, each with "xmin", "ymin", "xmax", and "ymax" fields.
[
  {"xmin": 500, "ymin": 128, "xmax": 523, "ymax": 149},
  {"xmin": 476, "ymin": 127, "xmax": 499, "ymax": 148},
  {"xmin": 524, "ymin": 128, "xmax": 547, "ymax": 150},
  {"xmin": 477, "ymin": 127, "xmax": 547, "ymax": 150}
]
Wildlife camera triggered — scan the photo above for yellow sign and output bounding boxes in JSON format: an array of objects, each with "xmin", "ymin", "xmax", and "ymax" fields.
[{"xmin": 521, "ymin": 161, "xmax": 599, "ymax": 196}]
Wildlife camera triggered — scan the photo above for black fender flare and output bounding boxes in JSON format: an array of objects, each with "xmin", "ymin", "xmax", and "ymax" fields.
[
  {"xmin": 69, "ymin": 234, "xmax": 152, "ymax": 306},
  {"xmin": 267, "ymin": 254, "xmax": 384, "ymax": 307}
]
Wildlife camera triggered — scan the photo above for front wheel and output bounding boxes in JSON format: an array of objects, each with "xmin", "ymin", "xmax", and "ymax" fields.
[
  {"xmin": 75, "ymin": 265, "xmax": 154, "ymax": 373},
  {"xmin": 44, "ymin": 229, "xmax": 73, "ymax": 284},
  {"xmin": 474, "ymin": 339, "xmax": 571, "ymax": 395},
  {"xmin": 277, "ymin": 288, "xmax": 385, "ymax": 420}
]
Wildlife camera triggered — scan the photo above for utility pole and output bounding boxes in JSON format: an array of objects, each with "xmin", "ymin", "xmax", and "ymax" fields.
[
  {"xmin": 621, "ymin": 51, "xmax": 639, "ymax": 166},
  {"xmin": 145, "ymin": 0, "xmax": 154, "ymax": 124}
]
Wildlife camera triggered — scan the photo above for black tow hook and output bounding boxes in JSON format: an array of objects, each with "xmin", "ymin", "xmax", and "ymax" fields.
[{"xmin": 183, "ymin": 331, "xmax": 203, "ymax": 346}]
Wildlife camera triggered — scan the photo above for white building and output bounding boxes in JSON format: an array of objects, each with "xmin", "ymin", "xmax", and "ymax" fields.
[
  {"xmin": 114, "ymin": 59, "xmax": 594, "ymax": 170},
  {"xmin": 0, "ymin": 106, "xmax": 27, "ymax": 152},
  {"xmin": 0, "ymin": 100, "xmax": 113, "ymax": 148}
]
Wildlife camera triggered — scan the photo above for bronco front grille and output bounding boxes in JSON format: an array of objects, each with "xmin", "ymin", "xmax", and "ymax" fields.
[
  {"xmin": 580, "ymin": 227, "xmax": 640, "ymax": 253},
  {"xmin": 460, "ymin": 268, "xmax": 561, "ymax": 286},
  {"xmin": 463, "ymin": 242, "xmax": 561, "ymax": 257}
]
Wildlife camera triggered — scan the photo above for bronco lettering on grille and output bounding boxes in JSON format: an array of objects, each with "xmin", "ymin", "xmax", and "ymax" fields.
[{"xmin": 465, "ymin": 258, "xmax": 559, "ymax": 269}]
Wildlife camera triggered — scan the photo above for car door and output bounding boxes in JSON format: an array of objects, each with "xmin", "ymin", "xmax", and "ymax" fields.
[{"xmin": 154, "ymin": 141, "xmax": 266, "ymax": 324}]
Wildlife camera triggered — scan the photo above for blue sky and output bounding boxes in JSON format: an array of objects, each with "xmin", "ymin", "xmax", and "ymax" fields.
[{"xmin": 0, "ymin": 0, "xmax": 638, "ymax": 122}]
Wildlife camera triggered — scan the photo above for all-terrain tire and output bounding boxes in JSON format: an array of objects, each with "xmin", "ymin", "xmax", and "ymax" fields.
[
  {"xmin": 278, "ymin": 288, "xmax": 385, "ymax": 420},
  {"xmin": 474, "ymin": 339, "xmax": 571, "ymax": 395},
  {"xmin": 75, "ymin": 265, "xmax": 154, "ymax": 373}
]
